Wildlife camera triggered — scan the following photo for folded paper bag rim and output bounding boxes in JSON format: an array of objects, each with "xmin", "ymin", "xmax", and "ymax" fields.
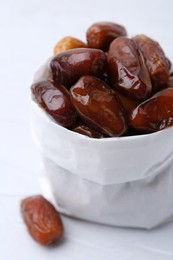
[{"xmin": 31, "ymin": 100, "xmax": 173, "ymax": 185}]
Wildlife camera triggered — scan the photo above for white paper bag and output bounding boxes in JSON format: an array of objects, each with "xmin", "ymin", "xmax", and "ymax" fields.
[{"xmin": 31, "ymin": 60, "xmax": 173, "ymax": 229}]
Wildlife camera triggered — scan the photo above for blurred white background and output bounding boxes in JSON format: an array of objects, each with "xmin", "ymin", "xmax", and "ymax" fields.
[{"xmin": 1, "ymin": 0, "xmax": 173, "ymax": 259}]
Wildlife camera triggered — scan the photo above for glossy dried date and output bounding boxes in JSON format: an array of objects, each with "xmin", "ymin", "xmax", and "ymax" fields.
[
  {"xmin": 21, "ymin": 195, "xmax": 64, "ymax": 245},
  {"xmin": 50, "ymin": 48, "xmax": 107, "ymax": 87},
  {"xmin": 54, "ymin": 36, "xmax": 86, "ymax": 55},
  {"xmin": 73, "ymin": 124, "xmax": 103, "ymax": 138},
  {"xmin": 87, "ymin": 22, "xmax": 127, "ymax": 50},
  {"xmin": 132, "ymin": 35, "xmax": 169, "ymax": 84},
  {"xmin": 108, "ymin": 37, "xmax": 152, "ymax": 101},
  {"xmin": 70, "ymin": 76, "xmax": 127, "ymax": 137},
  {"xmin": 129, "ymin": 88, "xmax": 173, "ymax": 132},
  {"xmin": 31, "ymin": 80, "xmax": 77, "ymax": 127}
]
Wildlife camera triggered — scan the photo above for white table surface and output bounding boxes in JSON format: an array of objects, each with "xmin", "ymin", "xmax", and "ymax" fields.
[{"xmin": 1, "ymin": 0, "xmax": 173, "ymax": 259}]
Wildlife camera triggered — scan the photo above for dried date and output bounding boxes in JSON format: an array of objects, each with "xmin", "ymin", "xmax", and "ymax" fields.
[
  {"xmin": 73, "ymin": 124, "xmax": 103, "ymax": 138},
  {"xmin": 70, "ymin": 75, "xmax": 127, "ymax": 137},
  {"xmin": 129, "ymin": 88, "xmax": 173, "ymax": 132},
  {"xmin": 50, "ymin": 48, "xmax": 107, "ymax": 87},
  {"xmin": 132, "ymin": 35, "xmax": 169, "ymax": 85},
  {"xmin": 31, "ymin": 80, "xmax": 77, "ymax": 127},
  {"xmin": 108, "ymin": 37, "xmax": 152, "ymax": 101},
  {"xmin": 87, "ymin": 22, "xmax": 127, "ymax": 50},
  {"xmin": 54, "ymin": 36, "xmax": 86, "ymax": 55},
  {"xmin": 21, "ymin": 195, "xmax": 64, "ymax": 245}
]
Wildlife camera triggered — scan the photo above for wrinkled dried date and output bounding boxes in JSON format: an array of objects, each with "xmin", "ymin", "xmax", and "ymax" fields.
[
  {"xmin": 31, "ymin": 80, "xmax": 77, "ymax": 127},
  {"xmin": 129, "ymin": 88, "xmax": 173, "ymax": 132},
  {"xmin": 70, "ymin": 76, "xmax": 127, "ymax": 137},
  {"xmin": 50, "ymin": 48, "xmax": 107, "ymax": 87},
  {"xmin": 73, "ymin": 124, "xmax": 103, "ymax": 138},
  {"xmin": 132, "ymin": 35, "xmax": 169, "ymax": 85},
  {"xmin": 21, "ymin": 195, "xmax": 64, "ymax": 245},
  {"xmin": 108, "ymin": 37, "xmax": 152, "ymax": 101},
  {"xmin": 86, "ymin": 22, "xmax": 127, "ymax": 51},
  {"xmin": 54, "ymin": 36, "xmax": 86, "ymax": 55}
]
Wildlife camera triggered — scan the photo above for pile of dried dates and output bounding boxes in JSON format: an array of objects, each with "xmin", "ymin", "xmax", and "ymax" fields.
[{"xmin": 31, "ymin": 21, "xmax": 173, "ymax": 138}]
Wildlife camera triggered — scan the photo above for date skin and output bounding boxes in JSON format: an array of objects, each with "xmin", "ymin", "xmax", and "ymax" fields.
[
  {"xmin": 70, "ymin": 76, "xmax": 127, "ymax": 137},
  {"xmin": 21, "ymin": 195, "xmax": 64, "ymax": 246},
  {"xmin": 161, "ymin": 75, "xmax": 173, "ymax": 89},
  {"xmin": 113, "ymin": 88, "xmax": 138, "ymax": 116},
  {"xmin": 129, "ymin": 88, "xmax": 173, "ymax": 133},
  {"xmin": 132, "ymin": 35, "xmax": 169, "ymax": 85},
  {"xmin": 50, "ymin": 48, "xmax": 107, "ymax": 87},
  {"xmin": 73, "ymin": 124, "xmax": 103, "ymax": 138},
  {"xmin": 152, "ymin": 74, "xmax": 173, "ymax": 92},
  {"xmin": 54, "ymin": 36, "xmax": 87, "ymax": 55},
  {"xmin": 87, "ymin": 22, "xmax": 127, "ymax": 51},
  {"xmin": 31, "ymin": 80, "xmax": 77, "ymax": 127},
  {"xmin": 108, "ymin": 37, "xmax": 152, "ymax": 101}
]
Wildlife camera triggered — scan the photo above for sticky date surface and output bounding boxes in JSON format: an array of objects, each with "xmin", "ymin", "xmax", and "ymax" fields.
[
  {"xmin": 50, "ymin": 48, "xmax": 107, "ymax": 87},
  {"xmin": 31, "ymin": 80, "xmax": 77, "ymax": 127},
  {"xmin": 70, "ymin": 76, "xmax": 127, "ymax": 137},
  {"xmin": 21, "ymin": 195, "xmax": 64, "ymax": 245},
  {"xmin": 108, "ymin": 37, "xmax": 152, "ymax": 101},
  {"xmin": 129, "ymin": 88, "xmax": 173, "ymax": 132}
]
